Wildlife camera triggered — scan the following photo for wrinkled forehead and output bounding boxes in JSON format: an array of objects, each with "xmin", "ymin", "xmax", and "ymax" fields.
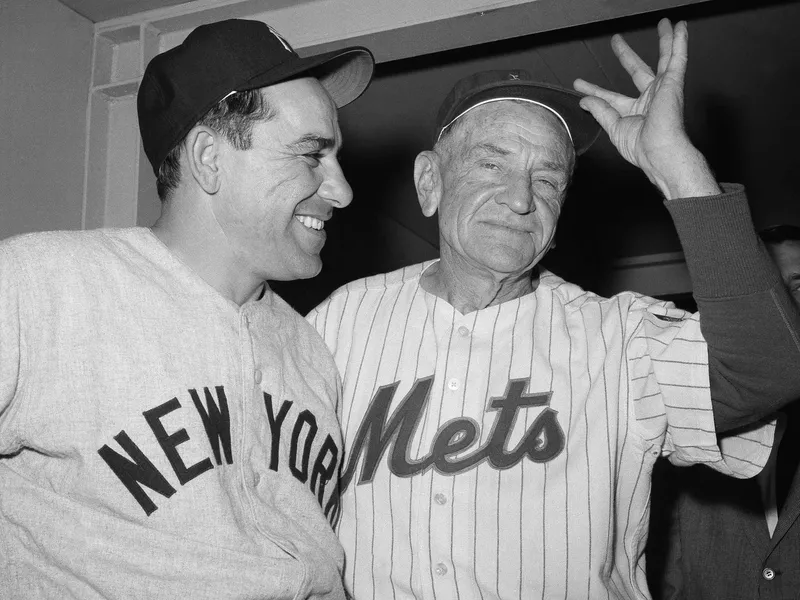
[
  {"xmin": 262, "ymin": 76, "xmax": 338, "ymax": 114},
  {"xmin": 455, "ymin": 100, "xmax": 574, "ymax": 161},
  {"xmin": 261, "ymin": 77, "xmax": 342, "ymax": 138},
  {"xmin": 442, "ymin": 97, "xmax": 573, "ymax": 144}
]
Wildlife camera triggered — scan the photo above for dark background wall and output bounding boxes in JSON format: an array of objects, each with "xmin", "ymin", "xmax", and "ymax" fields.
[{"xmin": 271, "ymin": 0, "xmax": 800, "ymax": 314}]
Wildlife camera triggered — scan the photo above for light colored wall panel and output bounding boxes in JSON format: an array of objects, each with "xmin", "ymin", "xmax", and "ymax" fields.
[
  {"xmin": 84, "ymin": 93, "xmax": 110, "ymax": 229},
  {"xmin": 102, "ymin": 95, "xmax": 141, "ymax": 227},
  {"xmin": 0, "ymin": 0, "xmax": 93, "ymax": 239},
  {"xmin": 85, "ymin": 85, "xmax": 141, "ymax": 228}
]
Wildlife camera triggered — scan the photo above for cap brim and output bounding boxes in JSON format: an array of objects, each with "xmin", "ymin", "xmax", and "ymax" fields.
[
  {"xmin": 242, "ymin": 46, "xmax": 375, "ymax": 108},
  {"xmin": 439, "ymin": 81, "xmax": 601, "ymax": 155}
]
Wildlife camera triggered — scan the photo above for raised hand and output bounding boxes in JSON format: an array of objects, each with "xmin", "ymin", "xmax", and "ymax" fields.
[{"xmin": 574, "ymin": 19, "xmax": 720, "ymax": 200}]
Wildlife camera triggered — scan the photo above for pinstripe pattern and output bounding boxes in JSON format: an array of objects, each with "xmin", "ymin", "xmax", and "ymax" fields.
[{"xmin": 307, "ymin": 261, "xmax": 775, "ymax": 600}]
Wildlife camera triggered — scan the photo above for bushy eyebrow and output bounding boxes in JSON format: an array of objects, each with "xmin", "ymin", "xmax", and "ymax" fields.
[
  {"xmin": 539, "ymin": 160, "xmax": 570, "ymax": 173},
  {"xmin": 471, "ymin": 142, "xmax": 511, "ymax": 157},
  {"xmin": 470, "ymin": 142, "xmax": 569, "ymax": 173},
  {"xmin": 288, "ymin": 134, "xmax": 338, "ymax": 154}
]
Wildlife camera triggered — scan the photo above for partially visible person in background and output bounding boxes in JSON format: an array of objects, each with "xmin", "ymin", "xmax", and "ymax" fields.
[
  {"xmin": 0, "ymin": 19, "xmax": 373, "ymax": 599},
  {"xmin": 654, "ymin": 224, "xmax": 800, "ymax": 600}
]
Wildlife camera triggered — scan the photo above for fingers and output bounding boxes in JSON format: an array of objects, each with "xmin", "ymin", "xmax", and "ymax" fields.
[
  {"xmin": 611, "ymin": 33, "xmax": 654, "ymax": 93},
  {"xmin": 573, "ymin": 78, "xmax": 635, "ymax": 115},
  {"xmin": 576, "ymin": 95, "xmax": 621, "ymax": 135},
  {"xmin": 656, "ymin": 18, "xmax": 674, "ymax": 75},
  {"xmin": 667, "ymin": 20, "xmax": 689, "ymax": 80}
]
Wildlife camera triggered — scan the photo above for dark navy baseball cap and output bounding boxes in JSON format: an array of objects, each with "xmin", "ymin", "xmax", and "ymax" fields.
[
  {"xmin": 137, "ymin": 19, "xmax": 375, "ymax": 174},
  {"xmin": 434, "ymin": 69, "xmax": 601, "ymax": 155}
]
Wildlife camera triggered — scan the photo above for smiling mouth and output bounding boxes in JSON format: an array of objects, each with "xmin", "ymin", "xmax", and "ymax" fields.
[
  {"xmin": 485, "ymin": 221, "xmax": 533, "ymax": 234},
  {"xmin": 295, "ymin": 215, "xmax": 324, "ymax": 231}
]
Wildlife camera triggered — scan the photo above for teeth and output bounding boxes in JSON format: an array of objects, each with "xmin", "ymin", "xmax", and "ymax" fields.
[{"xmin": 296, "ymin": 215, "xmax": 324, "ymax": 231}]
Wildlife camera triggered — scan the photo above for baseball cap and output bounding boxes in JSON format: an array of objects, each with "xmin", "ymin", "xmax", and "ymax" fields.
[
  {"xmin": 434, "ymin": 69, "xmax": 601, "ymax": 155},
  {"xmin": 137, "ymin": 19, "xmax": 375, "ymax": 173}
]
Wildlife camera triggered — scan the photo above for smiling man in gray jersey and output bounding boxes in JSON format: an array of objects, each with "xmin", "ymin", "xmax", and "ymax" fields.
[{"xmin": 0, "ymin": 19, "xmax": 373, "ymax": 599}]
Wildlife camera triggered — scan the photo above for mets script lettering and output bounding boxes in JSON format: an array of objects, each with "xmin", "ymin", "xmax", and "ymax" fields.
[{"xmin": 341, "ymin": 377, "xmax": 565, "ymax": 491}]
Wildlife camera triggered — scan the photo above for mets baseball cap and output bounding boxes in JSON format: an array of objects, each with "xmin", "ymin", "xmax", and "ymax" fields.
[
  {"xmin": 434, "ymin": 69, "xmax": 601, "ymax": 155},
  {"xmin": 138, "ymin": 19, "xmax": 375, "ymax": 174}
]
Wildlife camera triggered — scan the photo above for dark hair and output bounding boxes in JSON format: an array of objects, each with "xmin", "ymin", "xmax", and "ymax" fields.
[
  {"xmin": 759, "ymin": 224, "xmax": 800, "ymax": 246},
  {"xmin": 155, "ymin": 88, "xmax": 276, "ymax": 202}
]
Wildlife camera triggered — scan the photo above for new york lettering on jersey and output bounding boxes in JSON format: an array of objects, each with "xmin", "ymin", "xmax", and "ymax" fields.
[{"xmin": 98, "ymin": 385, "xmax": 341, "ymax": 521}]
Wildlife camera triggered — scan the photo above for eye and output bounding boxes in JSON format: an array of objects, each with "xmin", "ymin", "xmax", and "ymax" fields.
[
  {"xmin": 304, "ymin": 152, "xmax": 324, "ymax": 165},
  {"xmin": 534, "ymin": 178, "xmax": 557, "ymax": 190},
  {"xmin": 481, "ymin": 161, "xmax": 500, "ymax": 171}
]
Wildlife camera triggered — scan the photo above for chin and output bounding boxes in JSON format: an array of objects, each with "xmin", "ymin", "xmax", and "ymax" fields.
[
  {"xmin": 478, "ymin": 250, "xmax": 538, "ymax": 275},
  {"xmin": 263, "ymin": 256, "xmax": 322, "ymax": 282},
  {"xmin": 294, "ymin": 259, "xmax": 323, "ymax": 281}
]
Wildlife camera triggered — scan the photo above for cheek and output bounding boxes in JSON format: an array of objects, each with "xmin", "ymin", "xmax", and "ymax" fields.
[
  {"xmin": 538, "ymin": 197, "xmax": 562, "ymax": 226},
  {"xmin": 289, "ymin": 163, "xmax": 323, "ymax": 193}
]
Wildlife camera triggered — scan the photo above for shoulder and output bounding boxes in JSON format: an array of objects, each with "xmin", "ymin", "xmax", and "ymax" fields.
[
  {"xmin": 309, "ymin": 260, "xmax": 432, "ymax": 319},
  {"xmin": 538, "ymin": 269, "xmax": 693, "ymax": 327},
  {"xmin": 1, "ymin": 229, "xmax": 108, "ymax": 282},
  {"xmin": 0, "ymin": 228, "xmax": 158, "ymax": 296},
  {"xmin": 0, "ymin": 228, "xmax": 140, "ymax": 265},
  {"xmin": 264, "ymin": 290, "xmax": 341, "ymax": 376},
  {"xmin": 538, "ymin": 269, "xmax": 607, "ymax": 309},
  {"xmin": 2, "ymin": 228, "xmax": 95, "ymax": 257}
]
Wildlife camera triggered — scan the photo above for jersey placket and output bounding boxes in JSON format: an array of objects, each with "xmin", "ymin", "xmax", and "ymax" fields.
[
  {"xmin": 407, "ymin": 305, "xmax": 442, "ymax": 598},
  {"xmin": 237, "ymin": 306, "xmax": 310, "ymax": 597},
  {"xmin": 434, "ymin": 313, "xmax": 478, "ymax": 598},
  {"xmin": 419, "ymin": 306, "xmax": 469, "ymax": 599}
]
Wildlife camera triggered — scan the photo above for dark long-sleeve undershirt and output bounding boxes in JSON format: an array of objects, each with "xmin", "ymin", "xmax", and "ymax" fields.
[{"xmin": 665, "ymin": 183, "xmax": 800, "ymax": 432}]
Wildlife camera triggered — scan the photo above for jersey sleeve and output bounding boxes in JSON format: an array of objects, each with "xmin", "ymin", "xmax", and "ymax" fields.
[
  {"xmin": 0, "ymin": 242, "xmax": 23, "ymax": 448},
  {"xmin": 628, "ymin": 299, "xmax": 774, "ymax": 478},
  {"xmin": 666, "ymin": 185, "xmax": 800, "ymax": 431}
]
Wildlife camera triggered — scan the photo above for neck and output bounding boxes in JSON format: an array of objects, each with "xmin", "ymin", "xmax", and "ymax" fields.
[
  {"xmin": 151, "ymin": 192, "xmax": 264, "ymax": 306},
  {"xmin": 421, "ymin": 256, "xmax": 537, "ymax": 314}
]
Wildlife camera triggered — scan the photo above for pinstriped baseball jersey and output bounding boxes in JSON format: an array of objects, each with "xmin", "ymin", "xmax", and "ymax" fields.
[{"xmin": 308, "ymin": 260, "xmax": 774, "ymax": 600}]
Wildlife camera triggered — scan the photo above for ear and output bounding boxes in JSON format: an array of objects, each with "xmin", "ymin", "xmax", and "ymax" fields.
[
  {"xmin": 414, "ymin": 150, "xmax": 442, "ymax": 218},
  {"xmin": 184, "ymin": 126, "xmax": 220, "ymax": 195}
]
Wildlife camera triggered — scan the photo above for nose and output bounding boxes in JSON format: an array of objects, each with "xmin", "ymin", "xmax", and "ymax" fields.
[
  {"xmin": 318, "ymin": 157, "xmax": 353, "ymax": 208},
  {"xmin": 496, "ymin": 172, "xmax": 534, "ymax": 215}
]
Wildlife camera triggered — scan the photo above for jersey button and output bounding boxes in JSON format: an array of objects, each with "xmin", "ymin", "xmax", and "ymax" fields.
[
  {"xmin": 434, "ymin": 493, "xmax": 447, "ymax": 505},
  {"xmin": 762, "ymin": 567, "xmax": 775, "ymax": 581},
  {"xmin": 447, "ymin": 378, "xmax": 459, "ymax": 391},
  {"xmin": 254, "ymin": 369, "xmax": 263, "ymax": 384},
  {"xmin": 457, "ymin": 326, "xmax": 470, "ymax": 337},
  {"xmin": 435, "ymin": 563, "xmax": 448, "ymax": 576}
]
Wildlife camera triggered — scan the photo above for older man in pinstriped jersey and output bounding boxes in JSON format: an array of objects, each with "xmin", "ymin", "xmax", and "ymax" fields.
[{"xmin": 309, "ymin": 20, "xmax": 800, "ymax": 599}]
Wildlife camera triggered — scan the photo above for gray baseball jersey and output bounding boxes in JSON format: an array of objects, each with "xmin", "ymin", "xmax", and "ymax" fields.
[
  {"xmin": 308, "ymin": 261, "xmax": 773, "ymax": 600},
  {"xmin": 0, "ymin": 228, "xmax": 345, "ymax": 599}
]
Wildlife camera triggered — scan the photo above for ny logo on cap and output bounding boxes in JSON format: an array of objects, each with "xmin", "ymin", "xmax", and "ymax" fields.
[{"xmin": 266, "ymin": 24, "xmax": 293, "ymax": 52}]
